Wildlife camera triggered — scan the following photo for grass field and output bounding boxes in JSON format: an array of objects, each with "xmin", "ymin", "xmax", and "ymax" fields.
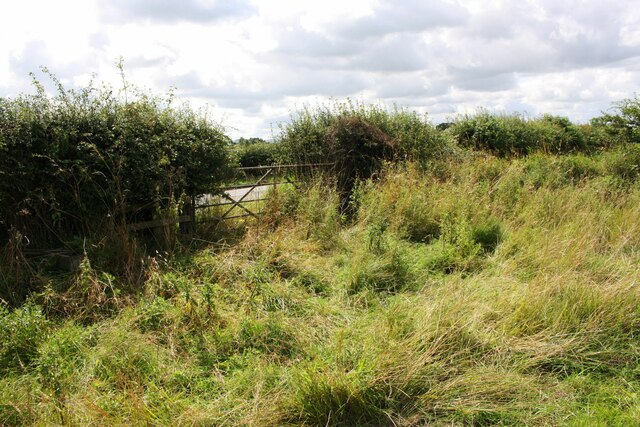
[{"xmin": 1, "ymin": 145, "xmax": 640, "ymax": 425}]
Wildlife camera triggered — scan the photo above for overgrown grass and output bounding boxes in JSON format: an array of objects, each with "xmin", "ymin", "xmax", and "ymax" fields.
[{"xmin": 1, "ymin": 147, "xmax": 639, "ymax": 426}]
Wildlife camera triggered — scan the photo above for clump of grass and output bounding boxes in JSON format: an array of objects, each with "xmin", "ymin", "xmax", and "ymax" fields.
[
  {"xmin": 236, "ymin": 315, "xmax": 300, "ymax": 358},
  {"xmin": 0, "ymin": 303, "xmax": 49, "ymax": 374},
  {"xmin": 604, "ymin": 143, "xmax": 640, "ymax": 180},
  {"xmin": 288, "ymin": 360, "xmax": 388, "ymax": 426},
  {"xmin": 471, "ymin": 216, "xmax": 503, "ymax": 253},
  {"xmin": 36, "ymin": 255, "xmax": 125, "ymax": 322},
  {"xmin": 345, "ymin": 249, "xmax": 410, "ymax": 294},
  {"xmin": 35, "ymin": 322, "xmax": 95, "ymax": 398}
]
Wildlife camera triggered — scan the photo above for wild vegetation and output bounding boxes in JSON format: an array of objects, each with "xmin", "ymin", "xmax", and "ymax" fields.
[
  {"xmin": 1, "ymin": 78, "xmax": 640, "ymax": 425},
  {"xmin": 0, "ymin": 70, "xmax": 230, "ymax": 303},
  {"xmin": 232, "ymin": 137, "xmax": 278, "ymax": 168}
]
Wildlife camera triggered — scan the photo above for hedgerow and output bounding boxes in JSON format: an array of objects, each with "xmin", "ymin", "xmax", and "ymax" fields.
[
  {"xmin": 276, "ymin": 101, "xmax": 451, "ymax": 166},
  {"xmin": 449, "ymin": 110, "xmax": 593, "ymax": 156},
  {"xmin": 0, "ymin": 70, "xmax": 231, "ymax": 248}
]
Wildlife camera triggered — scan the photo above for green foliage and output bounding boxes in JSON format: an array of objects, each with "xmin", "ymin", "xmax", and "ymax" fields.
[
  {"xmin": 0, "ymin": 69, "xmax": 231, "ymax": 248},
  {"xmin": 0, "ymin": 303, "xmax": 49, "ymax": 373},
  {"xmin": 557, "ymin": 153, "xmax": 603, "ymax": 182},
  {"xmin": 277, "ymin": 101, "xmax": 450, "ymax": 166},
  {"xmin": 289, "ymin": 361, "xmax": 387, "ymax": 426},
  {"xmin": 2, "ymin": 101, "xmax": 640, "ymax": 425},
  {"xmin": 135, "ymin": 297, "xmax": 174, "ymax": 333},
  {"xmin": 471, "ymin": 216, "xmax": 503, "ymax": 253},
  {"xmin": 451, "ymin": 110, "xmax": 590, "ymax": 156},
  {"xmin": 36, "ymin": 323, "xmax": 94, "ymax": 395},
  {"xmin": 236, "ymin": 316, "xmax": 298, "ymax": 357},
  {"xmin": 296, "ymin": 182, "xmax": 342, "ymax": 247},
  {"xmin": 604, "ymin": 143, "xmax": 640, "ymax": 180},
  {"xmin": 232, "ymin": 138, "xmax": 279, "ymax": 168},
  {"xmin": 92, "ymin": 324, "xmax": 167, "ymax": 388},
  {"xmin": 592, "ymin": 94, "xmax": 640, "ymax": 144},
  {"xmin": 346, "ymin": 249, "xmax": 410, "ymax": 294}
]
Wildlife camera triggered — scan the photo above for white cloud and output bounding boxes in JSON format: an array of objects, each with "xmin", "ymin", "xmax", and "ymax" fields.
[
  {"xmin": 1, "ymin": 0, "xmax": 640, "ymax": 138},
  {"xmin": 99, "ymin": 0, "xmax": 256, "ymax": 23}
]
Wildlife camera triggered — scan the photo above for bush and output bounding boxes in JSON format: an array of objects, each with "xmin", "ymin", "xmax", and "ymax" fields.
[
  {"xmin": 233, "ymin": 138, "xmax": 279, "ymax": 168},
  {"xmin": 0, "ymin": 69, "xmax": 231, "ymax": 248},
  {"xmin": 277, "ymin": 101, "xmax": 450, "ymax": 166},
  {"xmin": 450, "ymin": 110, "xmax": 589, "ymax": 156},
  {"xmin": 604, "ymin": 144, "xmax": 640, "ymax": 180},
  {"xmin": 536, "ymin": 114, "xmax": 587, "ymax": 152},
  {"xmin": 277, "ymin": 102, "xmax": 451, "ymax": 215},
  {"xmin": 592, "ymin": 95, "xmax": 640, "ymax": 144},
  {"xmin": 0, "ymin": 303, "xmax": 49, "ymax": 373},
  {"xmin": 327, "ymin": 115, "xmax": 396, "ymax": 211}
]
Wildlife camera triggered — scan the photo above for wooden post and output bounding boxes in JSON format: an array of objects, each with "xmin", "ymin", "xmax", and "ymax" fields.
[
  {"xmin": 180, "ymin": 196, "xmax": 195, "ymax": 235},
  {"xmin": 190, "ymin": 195, "xmax": 196, "ymax": 234}
]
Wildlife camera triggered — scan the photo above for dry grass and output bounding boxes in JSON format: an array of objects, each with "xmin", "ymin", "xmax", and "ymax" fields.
[{"xmin": 2, "ymin": 149, "xmax": 640, "ymax": 426}]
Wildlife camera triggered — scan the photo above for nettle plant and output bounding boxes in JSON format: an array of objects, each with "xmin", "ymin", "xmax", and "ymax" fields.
[{"xmin": 0, "ymin": 67, "xmax": 232, "ymax": 247}]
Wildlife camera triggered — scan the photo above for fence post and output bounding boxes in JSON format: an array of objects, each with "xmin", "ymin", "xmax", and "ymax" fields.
[
  {"xmin": 180, "ymin": 196, "xmax": 195, "ymax": 236},
  {"xmin": 190, "ymin": 195, "xmax": 196, "ymax": 234}
]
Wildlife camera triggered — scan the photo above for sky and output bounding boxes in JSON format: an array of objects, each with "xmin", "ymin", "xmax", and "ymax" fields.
[{"xmin": 1, "ymin": 0, "xmax": 639, "ymax": 139}]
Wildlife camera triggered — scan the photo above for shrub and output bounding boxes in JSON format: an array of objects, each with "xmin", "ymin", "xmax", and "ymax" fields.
[
  {"xmin": 277, "ymin": 101, "xmax": 449, "ymax": 166},
  {"xmin": 327, "ymin": 115, "xmax": 396, "ymax": 211},
  {"xmin": 234, "ymin": 139, "xmax": 279, "ymax": 168},
  {"xmin": 592, "ymin": 94, "xmax": 640, "ymax": 144},
  {"xmin": 0, "ymin": 69, "xmax": 231, "ymax": 248},
  {"xmin": 0, "ymin": 303, "xmax": 49, "ymax": 373},
  {"xmin": 451, "ymin": 110, "xmax": 589, "ymax": 156},
  {"xmin": 604, "ymin": 144, "xmax": 640, "ymax": 180},
  {"xmin": 536, "ymin": 114, "xmax": 587, "ymax": 152}
]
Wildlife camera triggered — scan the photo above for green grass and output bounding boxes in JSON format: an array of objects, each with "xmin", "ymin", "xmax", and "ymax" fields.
[{"xmin": 1, "ymin": 148, "xmax": 640, "ymax": 425}]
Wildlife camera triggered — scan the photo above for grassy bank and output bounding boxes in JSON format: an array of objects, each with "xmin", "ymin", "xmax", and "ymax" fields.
[{"xmin": 1, "ymin": 145, "xmax": 640, "ymax": 425}]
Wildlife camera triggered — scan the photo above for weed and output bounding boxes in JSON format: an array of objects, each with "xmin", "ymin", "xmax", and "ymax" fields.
[{"xmin": 0, "ymin": 302, "xmax": 49, "ymax": 374}]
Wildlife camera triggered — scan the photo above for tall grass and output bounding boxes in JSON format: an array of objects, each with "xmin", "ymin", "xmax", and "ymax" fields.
[{"xmin": 1, "ymin": 147, "xmax": 639, "ymax": 425}]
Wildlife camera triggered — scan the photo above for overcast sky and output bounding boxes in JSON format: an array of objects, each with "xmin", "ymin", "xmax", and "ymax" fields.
[{"xmin": 1, "ymin": 0, "xmax": 639, "ymax": 139}]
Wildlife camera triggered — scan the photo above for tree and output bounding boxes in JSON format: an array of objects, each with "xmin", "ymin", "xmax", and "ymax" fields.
[{"xmin": 592, "ymin": 95, "xmax": 640, "ymax": 144}]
